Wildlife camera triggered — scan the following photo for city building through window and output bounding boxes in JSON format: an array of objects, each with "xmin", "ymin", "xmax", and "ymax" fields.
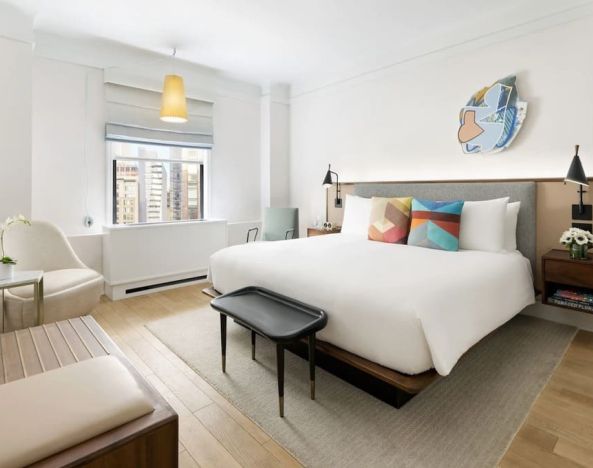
[{"xmin": 109, "ymin": 141, "xmax": 208, "ymax": 224}]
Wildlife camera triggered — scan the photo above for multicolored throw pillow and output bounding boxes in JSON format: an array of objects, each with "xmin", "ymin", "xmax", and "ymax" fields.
[
  {"xmin": 368, "ymin": 197, "xmax": 413, "ymax": 244},
  {"xmin": 407, "ymin": 199, "xmax": 465, "ymax": 251}
]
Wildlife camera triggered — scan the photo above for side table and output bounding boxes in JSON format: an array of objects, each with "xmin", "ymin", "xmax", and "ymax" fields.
[{"xmin": 0, "ymin": 270, "xmax": 44, "ymax": 332}]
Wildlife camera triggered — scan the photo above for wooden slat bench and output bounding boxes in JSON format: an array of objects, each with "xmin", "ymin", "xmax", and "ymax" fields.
[{"xmin": 0, "ymin": 316, "xmax": 178, "ymax": 467}]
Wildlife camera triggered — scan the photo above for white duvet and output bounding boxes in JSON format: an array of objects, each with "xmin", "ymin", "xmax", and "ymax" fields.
[{"xmin": 209, "ymin": 234, "xmax": 535, "ymax": 376}]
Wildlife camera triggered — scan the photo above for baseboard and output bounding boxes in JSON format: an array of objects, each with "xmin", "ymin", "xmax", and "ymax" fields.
[{"xmin": 104, "ymin": 270, "xmax": 209, "ymax": 300}]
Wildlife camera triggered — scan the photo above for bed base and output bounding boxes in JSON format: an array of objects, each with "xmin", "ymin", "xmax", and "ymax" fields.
[{"xmin": 203, "ymin": 287, "xmax": 439, "ymax": 408}]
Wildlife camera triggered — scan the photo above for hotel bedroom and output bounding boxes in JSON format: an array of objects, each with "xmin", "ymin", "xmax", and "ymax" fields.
[{"xmin": 0, "ymin": 1, "xmax": 592, "ymax": 467}]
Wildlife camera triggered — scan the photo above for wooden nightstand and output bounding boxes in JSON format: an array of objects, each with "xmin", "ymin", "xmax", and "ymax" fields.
[
  {"xmin": 542, "ymin": 249, "xmax": 593, "ymax": 312},
  {"xmin": 307, "ymin": 227, "xmax": 341, "ymax": 237}
]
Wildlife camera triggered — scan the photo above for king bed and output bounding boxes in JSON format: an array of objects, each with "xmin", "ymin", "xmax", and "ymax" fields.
[{"xmin": 208, "ymin": 181, "xmax": 537, "ymax": 404}]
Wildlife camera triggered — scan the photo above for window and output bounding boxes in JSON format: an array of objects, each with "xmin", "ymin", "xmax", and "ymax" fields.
[{"xmin": 109, "ymin": 141, "xmax": 209, "ymax": 225}]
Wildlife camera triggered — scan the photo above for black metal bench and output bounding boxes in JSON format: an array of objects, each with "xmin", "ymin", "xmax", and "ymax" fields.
[{"xmin": 210, "ymin": 287, "xmax": 328, "ymax": 417}]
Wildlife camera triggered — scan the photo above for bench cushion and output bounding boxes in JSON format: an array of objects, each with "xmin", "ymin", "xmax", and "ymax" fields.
[{"xmin": 0, "ymin": 356, "xmax": 154, "ymax": 468}]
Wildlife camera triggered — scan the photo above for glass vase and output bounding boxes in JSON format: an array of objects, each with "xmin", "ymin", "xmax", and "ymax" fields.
[{"xmin": 569, "ymin": 243, "xmax": 589, "ymax": 260}]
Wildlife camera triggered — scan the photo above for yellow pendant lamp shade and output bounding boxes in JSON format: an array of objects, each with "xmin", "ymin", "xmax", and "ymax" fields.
[{"xmin": 160, "ymin": 74, "xmax": 188, "ymax": 123}]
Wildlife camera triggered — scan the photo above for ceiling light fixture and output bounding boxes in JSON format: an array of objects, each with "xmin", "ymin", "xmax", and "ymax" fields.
[{"xmin": 160, "ymin": 48, "xmax": 188, "ymax": 123}]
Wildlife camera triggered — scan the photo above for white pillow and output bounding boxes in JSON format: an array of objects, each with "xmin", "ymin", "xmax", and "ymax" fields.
[
  {"xmin": 504, "ymin": 201, "xmax": 521, "ymax": 251},
  {"xmin": 341, "ymin": 195, "xmax": 372, "ymax": 237},
  {"xmin": 459, "ymin": 197, "xmax": 509, "ymax": 252}
]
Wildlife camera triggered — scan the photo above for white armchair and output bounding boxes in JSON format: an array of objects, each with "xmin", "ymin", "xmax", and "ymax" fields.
[{"xmin": 3, "ymin": 221, "xmax": 103, "ymax": 330}]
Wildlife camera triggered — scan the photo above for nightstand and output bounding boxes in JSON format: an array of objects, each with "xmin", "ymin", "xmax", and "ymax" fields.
[
  {"xmin": 307, "ymin": 227, "xmax": 341, "ymax": 237},
  {"xmin": 542, "ymin": 249, "xmax": 593, "ymax": 312}
]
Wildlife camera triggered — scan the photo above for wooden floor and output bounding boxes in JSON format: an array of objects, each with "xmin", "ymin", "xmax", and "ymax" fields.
[{"xmin": 91, "ymin": 285, "xmax": 593, "ymax": 468}]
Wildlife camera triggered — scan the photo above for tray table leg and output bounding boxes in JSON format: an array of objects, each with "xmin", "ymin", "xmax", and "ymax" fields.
[
  {"xmin": 277, "ymin": 343, "xmax": 285, "ymax": 417},
  {"xmin": 220, "ymin": 314, "xmax": 227, "ymax": 373},
  {"xmin": 309, "ymin": 334, "xmax": 316, "ymax": 400}
]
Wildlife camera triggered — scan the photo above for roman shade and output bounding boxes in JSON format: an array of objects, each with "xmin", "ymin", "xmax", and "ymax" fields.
[{"xmin": 105, "ymin": 83, "xmax": 213, "ymax": 147}]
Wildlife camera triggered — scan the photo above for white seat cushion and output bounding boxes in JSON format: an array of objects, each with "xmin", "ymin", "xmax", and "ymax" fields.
[
  {"xmin": 0, "ymin": 356, "xmax": 154, "ymax": 468},
  {"xmin": 8, "ymin": 268, "xmax": 102, "ymax": 299}
]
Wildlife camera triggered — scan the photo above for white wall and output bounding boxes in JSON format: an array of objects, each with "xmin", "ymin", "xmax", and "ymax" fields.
[
  {"xmin": 32, "ymin": 58, "xmax": 106, "ymax": 236},
  {"xmin": 0, "ymin": 5, "xmax": 33, "ymax": 221},
  {"xmin": 210, "ymin": 94, "xmax": 262, "ymax": 221},
  {"xmin": 260, "ymin": 84, "xmax": 290, "ymax": 209},
  {"xmin": 289, "ymin": 16, "xmax": 593, "ymax": 232}
]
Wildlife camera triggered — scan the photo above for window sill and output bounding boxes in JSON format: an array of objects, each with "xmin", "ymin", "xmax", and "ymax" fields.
[{"xmin": 103, "ymin": 219, "xmax": 226, "ymax": 231}]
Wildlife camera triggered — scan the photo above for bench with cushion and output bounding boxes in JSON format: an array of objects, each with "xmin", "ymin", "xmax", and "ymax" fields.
[
  {"xmin": 0, "ymin": 316, "xmax": 178, "ymax": 467},
  {"xmin": 0, "ymin": 356, "xmax": 154, "ymax": 467}
]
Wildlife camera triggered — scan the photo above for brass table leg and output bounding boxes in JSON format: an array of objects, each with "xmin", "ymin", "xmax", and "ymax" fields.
[
  {"xmin": 309, "ymin": 334, "xmax": 316, "ymax": 400},
  {"xmin": 1, "ymin": 289, "xmax": 4, "ymax": 333},
  {"xmin": 34, "ymin": 278, "xmax": 44, "ymax": 326},
  {"xmin": 38, "ymin": 277, "xmax": 44, "ymax": 325}
]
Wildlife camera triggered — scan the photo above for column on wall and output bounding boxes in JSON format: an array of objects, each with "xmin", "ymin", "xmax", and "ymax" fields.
[
  {"xmin": 260, "ymin": 84, "xmax": 290, "ymax": 209},
  {"xmin": 0, "ymin": 4, "xmax": 33, "ymax": 220}
]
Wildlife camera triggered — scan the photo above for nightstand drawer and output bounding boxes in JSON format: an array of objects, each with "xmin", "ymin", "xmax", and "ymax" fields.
[{"xmin": 545, "ymin": 260, "xmax": 593, "ymax": 289}]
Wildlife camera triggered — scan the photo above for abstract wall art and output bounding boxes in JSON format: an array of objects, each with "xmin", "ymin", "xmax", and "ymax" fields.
[{"xmin": 458, "ymin": 75, "xmax": 527, "ymax": 154}]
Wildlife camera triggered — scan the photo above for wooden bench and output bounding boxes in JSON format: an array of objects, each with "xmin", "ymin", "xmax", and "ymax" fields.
[
  {"xmin": 0, "ymin": 316, "xmax": 178, "ymax": 467},
  {"xmin": 210, "ymin": 286, "xmax": 327, "ymax": 417}
]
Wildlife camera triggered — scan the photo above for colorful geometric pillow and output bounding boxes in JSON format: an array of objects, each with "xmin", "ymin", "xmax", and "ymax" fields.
[
  {"xmin": 407, "ymin": 199, "xmax": 465, "ymax": 251},
  {"xmin": 368, "ymin": 197, "xmax": 413, "ymax": 244}
]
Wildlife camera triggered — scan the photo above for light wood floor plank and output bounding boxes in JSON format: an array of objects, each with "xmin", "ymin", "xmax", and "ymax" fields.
[
  {"xmin": 554, "ymin": 437, "xmax": 593, "ymax": 467},
  {"xmin": 179, "ymin": 449, "xmax": 201, "ymax": 468},
  {"xmin": 194, "ymin": 403, "xmax": 282, "ymax": 468},
  {"xmin": 261, "ymin": 439, "xmax": 302, "ymax": 468},
  {"xmin": 145, "ymin": 373, "xmax": 241, "ymax": 468}
]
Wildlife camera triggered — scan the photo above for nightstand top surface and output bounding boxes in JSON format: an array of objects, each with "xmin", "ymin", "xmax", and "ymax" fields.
[{"xmin": 543, "ymin": 249, "xmax": 592, "ymax": 263}]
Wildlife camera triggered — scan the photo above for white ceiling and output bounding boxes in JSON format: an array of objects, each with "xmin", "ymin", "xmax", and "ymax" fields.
[{"xmin": 5, "ymin": 0, "xmax": 593, "ymax": 93}]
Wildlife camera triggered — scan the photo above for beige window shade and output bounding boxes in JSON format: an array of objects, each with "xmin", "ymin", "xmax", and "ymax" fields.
[{"xmin": 105, "ymin": 83, "xmax": 213, "ymax": 147}]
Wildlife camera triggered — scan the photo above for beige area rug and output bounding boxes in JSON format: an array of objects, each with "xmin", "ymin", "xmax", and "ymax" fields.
[{"xmin": 147, "ymin": 304, "xmax": 576, "ymax": 468}]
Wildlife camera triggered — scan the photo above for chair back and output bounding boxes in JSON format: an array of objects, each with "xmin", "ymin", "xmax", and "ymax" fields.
[
  {"xmin": 261, "ymin": 208, "xmax": 299, "ymax": 241},
  {"xmin": 3, "ymin": 221, "xmax": 87, "ymax": 272}
]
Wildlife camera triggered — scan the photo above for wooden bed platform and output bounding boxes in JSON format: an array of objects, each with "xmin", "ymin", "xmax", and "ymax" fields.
[
  {"xmin": 0, "ymin": 316, "xmax": 178, "ymax": 467},
  {"xmin": 203, "ymin": 287, "xmax": 439, "ymax": 407}
]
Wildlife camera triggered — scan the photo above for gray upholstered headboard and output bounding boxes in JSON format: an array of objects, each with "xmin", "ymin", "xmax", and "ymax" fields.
[{"xmin": 353, "ymin": 181, "xmax": 537, "ymax": 271}]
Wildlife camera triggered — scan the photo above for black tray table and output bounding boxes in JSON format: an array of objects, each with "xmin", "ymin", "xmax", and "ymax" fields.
[{"xmin": 210, "ymin": 286, "xmax": 327, "ymax": 417}]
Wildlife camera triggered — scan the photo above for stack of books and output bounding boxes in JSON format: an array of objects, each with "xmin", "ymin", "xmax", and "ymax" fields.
[{"xmin": 549, "ymin": 289, "xmax": 593, "ymax": 312}]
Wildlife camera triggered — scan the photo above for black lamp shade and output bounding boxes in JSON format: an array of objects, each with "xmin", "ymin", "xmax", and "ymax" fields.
[
  {"xmin": 322, "ymin": 167, "xmax": 333, "ymax": 188},
  {"xmin": 565, "ymin": 155, "xmax": 589, "ymax": 187}
]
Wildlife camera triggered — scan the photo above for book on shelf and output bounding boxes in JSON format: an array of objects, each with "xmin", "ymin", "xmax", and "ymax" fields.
[
  {"xmin": 552, "ymin": 289, "xmax": 593, "ymax": 304},
  {"xmin": 549, "ymin": 296, "xmax": 593, "ymax": 312}
]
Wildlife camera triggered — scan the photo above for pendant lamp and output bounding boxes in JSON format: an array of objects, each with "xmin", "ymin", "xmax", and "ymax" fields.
[{"xmin": 160, "ymin": 48, "xmax": 188, "ymax": 123}]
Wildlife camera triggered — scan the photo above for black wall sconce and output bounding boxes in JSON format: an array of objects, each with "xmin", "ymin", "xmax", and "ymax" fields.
[
  {"xmin": 565, "ymin": 144, "xmax": 591, "ymax": 221},
  {"xmin": 322, "ymin": 164, "xmax": 342, "ymax": 210}
]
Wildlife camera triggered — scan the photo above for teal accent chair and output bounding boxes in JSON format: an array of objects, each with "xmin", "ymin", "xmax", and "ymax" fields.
[{"xmin": 247, "ymin": 208, "xmax": 299, "ymax": 242}]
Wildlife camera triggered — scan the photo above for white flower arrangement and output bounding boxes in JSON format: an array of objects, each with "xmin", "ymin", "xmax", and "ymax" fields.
[
  {"xmin": 559, "ymin": 227, "xmax": 593, "ymax": 248},
  {"xmin": 0, "ymin": 214, "xmax": 31, "ymax": 265}
]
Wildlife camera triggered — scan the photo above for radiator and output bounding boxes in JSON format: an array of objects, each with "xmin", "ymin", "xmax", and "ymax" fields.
[{"xmin": 102, "ymin": 220, "xmax": 227, "ymax": 300}]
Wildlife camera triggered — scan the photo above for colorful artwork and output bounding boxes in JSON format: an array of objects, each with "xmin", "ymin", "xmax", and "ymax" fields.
[{"xmin": 458, "ymin": 75, "xmax": 527, "ymax": 154}]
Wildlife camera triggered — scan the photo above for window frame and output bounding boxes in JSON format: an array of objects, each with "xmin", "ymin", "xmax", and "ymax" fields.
[{"xmin": 107, "ymin": 139, "xmax": 210, "ymax": 226}]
